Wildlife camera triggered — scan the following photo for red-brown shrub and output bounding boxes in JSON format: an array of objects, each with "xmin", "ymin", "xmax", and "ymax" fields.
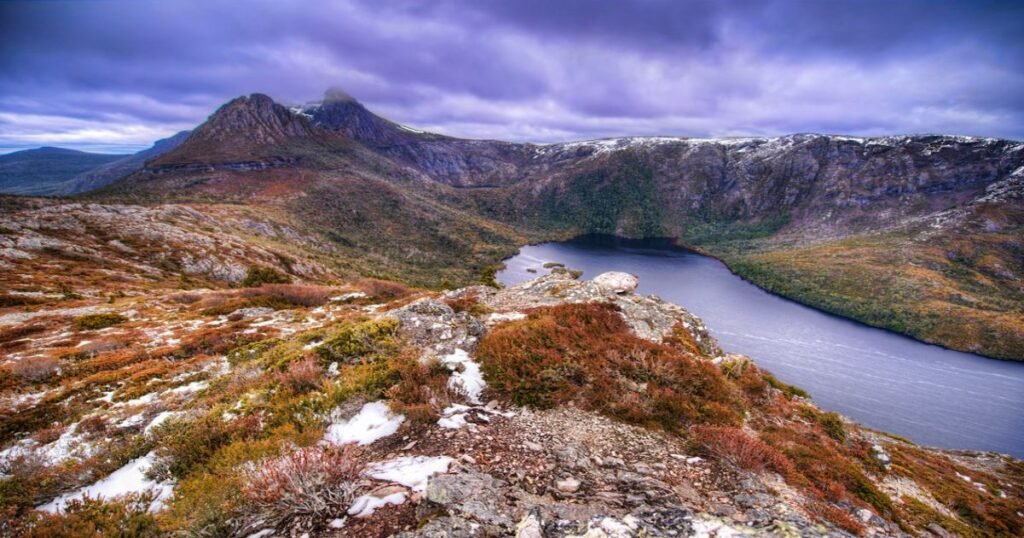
[
  {"xmin": 812, "ymin": 502, "xmax": 866, "ymax": 535},
  {"xmin": 275, "ymin": 357, "xmax": 324, "ymax": 393},
  {"xmin": 356, "ymin": 278, "xmax": 412, "ymax": 301},
  {"xmin": 386, "ymin": 355, "xmax": 458, "ymax": 425},
  {"xmin": 242, "ymin": 284, "xmax": 335, "ymax": 307},
  {"xmin": 241, "ymin": 445, "xmax": 360, "ymax": 531},
  {"xmin": 692, "ymin": 425, "xmax": 795, "ymax": 477},
  {"xmin": 476, "ymin": 303, "xmax": 743, "ymax": 431},
  {"xmin": 8, "ymin": 356, "xmax": 59, "ymax": 383}
]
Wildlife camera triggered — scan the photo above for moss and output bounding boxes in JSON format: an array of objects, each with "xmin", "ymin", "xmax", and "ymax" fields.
[{"xmin": 73, "ymin": 313, "xmax": 127, "ymax": 330}]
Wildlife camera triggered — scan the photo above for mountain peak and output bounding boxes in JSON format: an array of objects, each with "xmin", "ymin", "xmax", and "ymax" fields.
[
  {"xmin": 148, "ymin": 93, "xmax": 322, "ymax": 166},
  {"xmin": 322, "ymin": 87, "xmax": 360, "ymax": 105}
]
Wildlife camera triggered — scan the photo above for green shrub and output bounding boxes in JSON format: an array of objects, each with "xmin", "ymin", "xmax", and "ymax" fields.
[
  {"xmin": 73, "ymin": 313, "xmax": 127, "ymax": 330},
  {"xmin": 240, "ymin": 266, "xmax": 291, "ymax": 287},
  {"xmin": 763, "ymin": 373, "xmax": 810, "ymax": 399},
  {"xmin": 150, "ymin": 414, "xmax": 235, "ymax": 480},
  {"xmin": 317, "ymin": 318, "xmax": 399, "ymax": 365},
  {"xmin": 818, "ymin": 411, "xmax": 847, "ymax": 443}
]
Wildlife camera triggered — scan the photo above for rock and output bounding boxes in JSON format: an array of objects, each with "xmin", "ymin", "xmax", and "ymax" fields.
[
  {"xmin": 425, "ymin": 472, "xmax": 512, "ymax": 527},
  {"xmin": 593, "ymin": 272, "xmax": 639, "ymax": 294},
  {"xmin": 556, "ymin": 477, "xmax": 582, "ymax": 493},
  {"xmin": 515, "ymin": 511, "xmax": 544, "ymax": 538}
]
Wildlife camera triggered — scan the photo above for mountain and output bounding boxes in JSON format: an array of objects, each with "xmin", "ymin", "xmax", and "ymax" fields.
[
  {"xmin": 95, "ymin": 90, "xmax": 1024, "ymax": 359},
  {"xmin": 53, "ymin": 131, "xmax": 192, "ymax": 195},
  {"xmin": 0, "ymin": 147, "xmax": 122, "ymax": 195},
  {"xmin": 2, "ymin": 91, "xmax": 1023, "ymax": 536}
]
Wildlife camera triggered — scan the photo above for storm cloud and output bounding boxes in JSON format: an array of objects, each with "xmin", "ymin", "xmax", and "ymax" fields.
[{"xmin": 1, "ymin": 0, "xmax": 1022, "ymax": 152}]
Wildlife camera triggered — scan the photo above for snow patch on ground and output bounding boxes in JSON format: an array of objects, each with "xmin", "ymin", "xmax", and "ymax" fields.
[
  {"xmin": 441, "ymin": 349, "xmax": 485, "ymax": 404},
  {"xmin": 324, "ymin": 401, "xmax": 405, "ymax": 446},
  {"xmin": 144, "ymin": 411, "xmax": 181, "ymax": 435},
  {"xmin": 38, "ymin": 452, "xmax": 174, "ymax": 513},
  {"xmin": 364, "ymin": 455, "xmax": 453, "ymax": 492},
  {"xmin": 347, "ymin": 491, "xmax": 408, "ymax": 518}
]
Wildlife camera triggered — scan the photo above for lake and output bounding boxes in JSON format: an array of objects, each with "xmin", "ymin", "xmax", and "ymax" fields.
[{"xmin": 497, "ymin": 235, "xmax": 1024, "ymax": 458}]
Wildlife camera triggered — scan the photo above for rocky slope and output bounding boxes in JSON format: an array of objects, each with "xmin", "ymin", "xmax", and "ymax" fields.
[
  {"xmin": 85, "ymin": 90, "xmax": 1024, "ymax": 359},
  {"xmin": 0, "ymin": 234, "xmax": 1021, "ymax": 537}
]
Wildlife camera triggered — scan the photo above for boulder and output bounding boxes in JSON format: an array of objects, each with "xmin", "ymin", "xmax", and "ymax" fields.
[{"xmin": 593, "ymin": 272, "xmax": 639, "ymax": 294}]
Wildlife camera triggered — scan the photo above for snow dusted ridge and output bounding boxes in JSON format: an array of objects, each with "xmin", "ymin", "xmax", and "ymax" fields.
[
  {"xmin": 531, "ymin": 132, "xmax": 1006, "ymax": 158},
  {"xmin": 324, "ymin": 401, "xmax": 406, "ymax": 446}
]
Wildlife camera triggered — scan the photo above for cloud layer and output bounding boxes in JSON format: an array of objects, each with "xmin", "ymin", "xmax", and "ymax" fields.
[{"xmin": 1, "ymin": 0, "xmax": 1022, "ymax": 153}]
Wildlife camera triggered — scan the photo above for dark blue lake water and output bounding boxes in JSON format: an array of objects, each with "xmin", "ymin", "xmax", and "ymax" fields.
[{"xmin": 497, "ymin": 235, "xmax": 1024, "ymax": 458}]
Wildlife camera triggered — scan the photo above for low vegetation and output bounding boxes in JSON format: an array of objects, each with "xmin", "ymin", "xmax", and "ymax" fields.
[{"xmin": 477, "ymin": 302, "xmax": 744, "ymax": 430}]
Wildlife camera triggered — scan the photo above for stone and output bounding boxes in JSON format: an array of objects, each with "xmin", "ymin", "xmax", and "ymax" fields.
[
  {"xmin": 556, "ymin": 477, "xmax": 582, "ymax": 493},
  {"xmin": 425, "ymin": 472, "xmax": 512, "ymax": 527},
  {"xmin": 515, "ymin": 511, "xmax": 544, "ymax": 538},
  {"xmin": 593, "ymin": 271, "xmax": 639, "ymax": 294}
]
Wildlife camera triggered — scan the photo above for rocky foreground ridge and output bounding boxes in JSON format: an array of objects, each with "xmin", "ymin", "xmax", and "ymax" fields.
[{"xmin": 1, "ymin": 245, "xmax": 1021, "ymax": 536}]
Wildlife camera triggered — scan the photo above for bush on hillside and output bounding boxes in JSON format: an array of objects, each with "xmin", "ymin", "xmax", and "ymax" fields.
[
  {"xmin": 476, "ymin": 302, "xmax": 744, "ymax": 431},
  {"xmin": 240, "ymin": 266, "xmax": 291, "ymax": 287},
  {"xmin": 241, "ymin": 446, "xmax": 359, "ymax": 532},
  {"xmin": 73, "ymin": 313, "xmax": 127, "ymax": 331}
]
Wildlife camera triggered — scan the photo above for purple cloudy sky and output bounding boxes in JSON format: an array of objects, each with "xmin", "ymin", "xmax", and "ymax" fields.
[{"xmin": 1, "ymin": 0, "xmax": 1023, "ymax": 153}]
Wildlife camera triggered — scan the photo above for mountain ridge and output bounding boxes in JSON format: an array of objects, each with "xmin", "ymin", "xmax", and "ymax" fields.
[{"xmin": 74, "ymin": 90, "xmax": 1024, "ymax": 359}]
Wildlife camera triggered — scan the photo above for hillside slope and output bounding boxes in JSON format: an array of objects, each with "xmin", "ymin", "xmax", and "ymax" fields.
[
  {"xmin": 0, "ymin": 148, "xmax": 122, "ymax": 196},
  {"xmin": 0, "ymin": 212, "xmax": 1021, "ymax": 537},
  {"xmin": 54, "ymin": 131, "xmax": 191, "ymax": 195}
]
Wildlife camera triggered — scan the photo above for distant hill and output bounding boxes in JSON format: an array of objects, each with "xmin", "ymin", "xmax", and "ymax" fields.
[
  {"xmin": 0, "ymin": 147, "xmax": 122, "ymax": 195},
  {"xmin": 54, "ymin": 131, "xmax": 191, "ymax": 195}
]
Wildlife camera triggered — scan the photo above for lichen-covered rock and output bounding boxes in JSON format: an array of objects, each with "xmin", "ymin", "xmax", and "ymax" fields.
[
  {"xmin": 387, "ymin": 298, "xmax": 484, "ymax": 356},
  {"xmin": 593, "ymin": 271, "xmax": 639, "ymax": 294}
]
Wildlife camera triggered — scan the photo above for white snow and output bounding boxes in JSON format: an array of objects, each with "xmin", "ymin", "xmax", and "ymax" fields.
[
  {"xmin": 364, "ymin": 455, "xmax": 453, "ymax": 492},
  {"xmin": 169, "ymin": 380, "xmax": 208, "ymax": 394},
  {"xmin": 441, "ymin": 349, "xmax": 485, "ymax": 404},
  {"xmin": 487, "ymin": 312, "xmax": 526, "ymax": 324},
  {"xmin": 437, "ymin": 404, "xmax": 472, "ymax": 430},
  {"xmin": 324, "ymin": 401, "xmax": 405, "ymax": 446},
  {"xmin": 38, "ymin": 452, "xmax": 174, "ymax": 513},
  {"xmin": 144, "ymin": 411, "xmax": 181, "ymax": 435},
  {"xmin": 347, "ymin": 491, "xmax": 408, "ymax": 517}
]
